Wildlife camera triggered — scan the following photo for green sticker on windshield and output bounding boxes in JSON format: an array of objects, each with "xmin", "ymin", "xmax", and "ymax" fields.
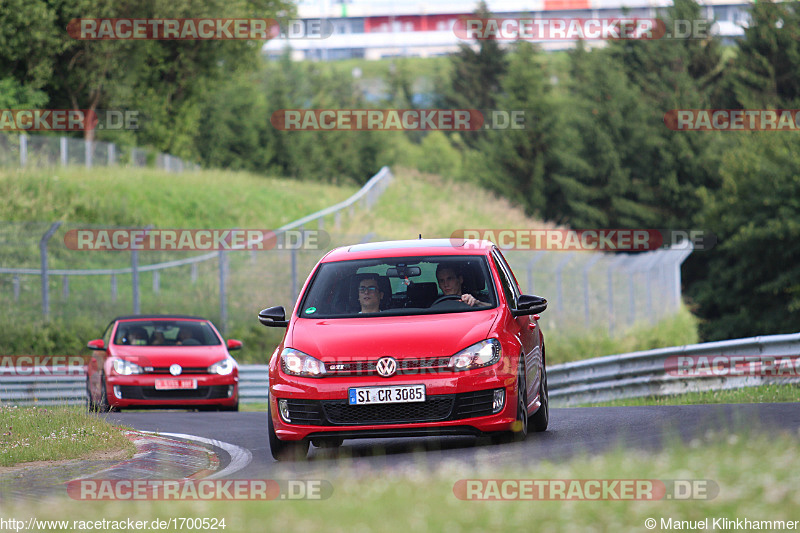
[{"xmin": 305, "ymin": 307, "xmax": 316, "ymax": 314}]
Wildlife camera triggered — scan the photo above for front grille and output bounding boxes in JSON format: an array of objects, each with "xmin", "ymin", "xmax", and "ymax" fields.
[
  {"xmin": 325, "ymin": 357, "xmax": 451, "ymax": 377},
  {"xmin": 452, "ymin": 389, "xmax": 496, "ymax": 419},
  {"xmin": 120, "ymin": 385, "xmax": 230, "ymax": 400},
  {"xmin": 147, "ymin": 367, "xmax": 210, "ymax": 375},
  {"xmin": 280, "ymin": 389, "xmax": 497, "ymax": 426},
  {"xmin": 322, "ymin": 396, "xmax": 454, "ymax": 425}
]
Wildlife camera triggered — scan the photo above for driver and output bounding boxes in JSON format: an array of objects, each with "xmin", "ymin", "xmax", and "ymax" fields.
[
  {"xmin": 435, "ymin": 263, "xmax": 489, "ymax": 307},
  {"xmin": 358, "ymin": 276, "xmax": 384, "ymax": 313}
]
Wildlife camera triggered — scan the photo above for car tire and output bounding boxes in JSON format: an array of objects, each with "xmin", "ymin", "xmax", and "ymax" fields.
[
  {"xmin": 268, "ymin": 404, "xmax": 309, "ymax": 461},
  {"xmin": 98, "ymin": 372, "xmax": 119, "ymax": 413},
  {"xmin": 86, "ymin": 377, "xmax": 98, "ymax": 412},
  {"xmin": 529, "ymin": 362, "xmax": 549, "ymax": 432},
  {"xmin": 492, "ymin": 358, "xmax": 528, "ymax": 444},
  {"xmin": 219, "ymin": 401, "xmax": 239, "ymax": 412}
]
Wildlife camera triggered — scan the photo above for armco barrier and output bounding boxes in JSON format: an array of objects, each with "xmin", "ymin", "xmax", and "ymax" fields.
[
  {"xmin": 548, "ymin": 332, "xmax": 800, "ymax": 406},
  {"xmin": 1, "ymin": 333, "xmax": 798, "ymax": 407}
]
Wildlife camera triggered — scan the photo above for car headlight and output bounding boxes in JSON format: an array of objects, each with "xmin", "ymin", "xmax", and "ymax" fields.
[
  {"xmin": 208, "ymin": 356, "xmax": 236, "ymax": 376},
  {"xmin": 112, "ymin": 358, "xmax": 144, "ymax": 376},
  {"xmin": 448, "ymin": 339, "xmax": 502, "ymax": 371},
  {"xmin": 281, "ymin": 348, "xmax": 326, "ymax": 378}
]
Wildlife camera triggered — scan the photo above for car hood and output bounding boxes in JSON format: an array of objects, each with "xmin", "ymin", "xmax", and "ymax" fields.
[
  {"xmin": 287, "ymin": 310, "xmax": 501, "ymax": 361},
  {"xmin": 109, "ymin": 345, "xmax": 231, "ymax": 367}
]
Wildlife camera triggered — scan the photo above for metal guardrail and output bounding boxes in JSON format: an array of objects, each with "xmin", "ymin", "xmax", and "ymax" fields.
[
  {"xmin": 2, "ymin": 333, "xmax": 798, "ymax": 407},
  {"xmin": 548, "ymin": 332, "xmax": 800, "ymax": 406},
  {"xmin": 0, "ymin": 365, "xmax": 270, "ymax": 407}
]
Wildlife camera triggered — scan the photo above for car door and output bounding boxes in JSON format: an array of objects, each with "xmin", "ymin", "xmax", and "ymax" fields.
[{"xmin": 491, "ymin": 249, "xmax": 540, "ymax": 411}]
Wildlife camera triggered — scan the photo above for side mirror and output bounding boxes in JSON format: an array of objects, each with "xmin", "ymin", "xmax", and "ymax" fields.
[
  {"xmin": 512, "ymin": 295, "xmax": 547, "ymax": 317},
  {"xmin": 226, "ymin": 339, "xmax": 243, "ymax": 351},
  {"xmin": 259, "ymin": 306, "xmax": 289, "ymax": 327},
  {"xmin": 87, "ymin": 339, "xmax": 105, "ymax": 350}
]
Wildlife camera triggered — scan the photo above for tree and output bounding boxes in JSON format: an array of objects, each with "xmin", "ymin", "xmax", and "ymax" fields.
[
  {"xmin": 440, "ymin": 1, "xmax": 508, "ymax": 150},
  {"xmin": 690, "ymin": 133, "xmax": 800, "ymax": 340}
]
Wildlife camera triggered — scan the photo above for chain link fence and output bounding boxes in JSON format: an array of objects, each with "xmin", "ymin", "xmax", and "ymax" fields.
[
  {"xmin": 0, "ymin": 133, "xmax": 197, "ymax": 171},
  {"xmin": 0, "ymin": 165, "xmax": 692, "ymax": 351}
]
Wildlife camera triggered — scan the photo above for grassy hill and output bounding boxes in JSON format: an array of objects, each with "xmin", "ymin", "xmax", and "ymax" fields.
[{"xmin": 0, "ymin": 165, "xmax": 697, "ymax": 361}]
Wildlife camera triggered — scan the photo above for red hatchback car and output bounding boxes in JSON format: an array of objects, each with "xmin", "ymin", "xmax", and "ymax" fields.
[
  {"xmin": 86, "ymin": 315, "xmax": 241, "ymax": 412},
  {"xmin": 259, "ymin": 239, "xmax": 548, "ymax": 460}
]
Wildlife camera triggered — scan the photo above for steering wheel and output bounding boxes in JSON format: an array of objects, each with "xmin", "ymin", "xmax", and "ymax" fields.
[{"xmin": 431, "ymin": 295, "xmax": 463, "ymax": 306}]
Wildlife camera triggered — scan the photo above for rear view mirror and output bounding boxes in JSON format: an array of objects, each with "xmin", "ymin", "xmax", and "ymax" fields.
[
  {"xmin": 386, "ymin": 266, "xmax": 422, "ymax": 278},
  {"xmin": 226, "ymin": 339, "xmax": 243, "ymax": 351},
  {"xmin": 259, "ymin": 306, "xmax": 289, "ymax": 327}
]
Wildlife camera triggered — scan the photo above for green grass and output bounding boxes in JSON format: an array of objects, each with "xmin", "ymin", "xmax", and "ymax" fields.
[
  {"xmin": 1, "ymin": 427, "xmax": 799, "ymax": 532},
  {"xmin": 0, "ymin": 405, "xmax": 135, "ymax": 466},
  {"xmin": 0, "ymin": 166, "xmax": 356, "ymax": 227},
  {"xmin": 578, "ymin": 384, "xmax": 800, "ymax": 407}
]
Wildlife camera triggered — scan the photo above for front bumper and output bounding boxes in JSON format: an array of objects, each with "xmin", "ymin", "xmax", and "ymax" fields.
[
  {"xmin": 269, "ymin": 367, "xmax": 518, "ymax": 441},
  {"xmin": 105, "ymin": 374, "xmax": 238, "ymax": 407}
]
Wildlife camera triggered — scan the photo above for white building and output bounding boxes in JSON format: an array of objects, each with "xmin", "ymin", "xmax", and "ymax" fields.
[{"xmin": 263, "ymin": 0, "xmax": 753, "ymax": 60}]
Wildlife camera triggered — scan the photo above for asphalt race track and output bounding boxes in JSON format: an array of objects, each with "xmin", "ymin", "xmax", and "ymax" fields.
[{"xmin": 103, "ymin": 403, "xmax": 800, "ymax": 478}]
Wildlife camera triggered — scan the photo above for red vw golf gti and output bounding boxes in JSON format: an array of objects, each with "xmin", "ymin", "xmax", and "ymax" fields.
[
  {"xmin": 86, "ymin": 315, "xmax": 241, "ymax": 412},
  {"xmin": 259, "ymin": 239, "xmax": 548, "ymax": 460}
]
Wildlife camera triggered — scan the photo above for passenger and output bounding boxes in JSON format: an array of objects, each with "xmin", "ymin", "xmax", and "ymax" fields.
[
  {"xmin": 358, "ymin": 276, "xmax": 384, "ymax": 314},
  {"xmin": 177, "ymin": 327, "xmax": 198, "ymax": 345},
  {"xmin": 435, "ymin": 263, "xmax": 489, "ymax": 307},
  {"xmin": 127, "ymin": 327, "xmax": 148, "ymax": 345},
  {"xmin": 150, "ymin": 331, "xmax": 167, "ymax": 345}
]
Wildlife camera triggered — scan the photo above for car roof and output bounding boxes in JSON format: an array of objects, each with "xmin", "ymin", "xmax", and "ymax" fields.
[
  {"xmin": 322, "ymin": 238, "xmax": 495, "ymax": 262},
  {"xmin": 112, "ymin": 315, "xmax": 209, "ymax": 322}
]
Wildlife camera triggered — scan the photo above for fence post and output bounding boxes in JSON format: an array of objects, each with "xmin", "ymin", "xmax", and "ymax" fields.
[
  {"xmin": 111, "ymin": 274, "xmax": 117, "ymax": 303},
  {"xmin": 132, "ymin": 249, "xmax": 140, "ymax": 314},
  {"xmin": 85, "ymin": 138, "xmax": 93, "ymax": 168},
  {"xmin": 582, "ymin": 254, "xmax": 603, "ymax": 328},
  {"xmin": 554, "ymin": 253, "xmax": 573, "ymax": 318},
  {"xmin": 191, "ymin": 263, "xmax": 198, "ymax": 284},
  {"xmin": 39, "ymin": 221, "xmax": 62, "ymax": 320},
  {"xmin": 62, "ymin": 275, "xmax": 69, "ymax": 300},
  {"xmin": 290, "ymin": 244, "xmax": 298, "ymax": 306},
  {"xmin": 60, "ymin": 137, "xmax": 68, "ymax": 166},
  {"xmin": 526, "ymin": 251, "xmax": 545, "ymax": 294},
  {"xmin": 13, "ymin": 275, "xmax": 20, "ymax": 301},
  {"xmin": 606, "ymin": 254, "xmax": 628, "ymax": 337},
  {"xmin": 108, "ymin": 143, "xmax": 115, "ymax": 166},
  {"xmin": 153, "ymin": 270, "xmax": 160, "ymax": 294},
  {"xmin": 219, "ymin": 250, "xmax": 228, "ymax": 335},
  {"xmin": 20, "ymin": 133, "xmax": 27, "ymax": 166}
]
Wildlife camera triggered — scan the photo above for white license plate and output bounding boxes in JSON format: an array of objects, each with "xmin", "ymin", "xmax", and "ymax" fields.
[
  {"xmin": 348, "ymin": 385, "xmax": 425, "ymax": 405},
  {"xmin": 155, "ymin": 379, "xmax": 197, "ymax": 390}
]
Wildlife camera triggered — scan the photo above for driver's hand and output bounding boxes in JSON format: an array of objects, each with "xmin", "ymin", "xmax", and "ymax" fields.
[{"xmin": 461, "ymin": 294, "xmax": 478, "ymax": 307}]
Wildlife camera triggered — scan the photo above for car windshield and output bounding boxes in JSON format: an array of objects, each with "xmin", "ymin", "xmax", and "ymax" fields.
[
  {"xmin": 112, "ymin": 320, "xmax": 221, "ymax": 346},
  {"xmin": 298, "ymin": 255, "xmax": 497, "ymax": 318}
]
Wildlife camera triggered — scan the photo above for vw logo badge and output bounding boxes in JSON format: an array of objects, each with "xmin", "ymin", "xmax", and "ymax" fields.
[
  {"xmin": 169, "ymin": 364, "xmax": 182, "ymax": 376},
  {"xmin": 376, "ymin": 357, "xmax": 397, "ymax": 378}
]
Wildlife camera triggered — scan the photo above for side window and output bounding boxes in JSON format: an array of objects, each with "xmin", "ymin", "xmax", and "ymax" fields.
[
  {"xmin": 102, "ymin": 322, "xmax": 114, "ymax": 348},
  {"xmin": 491, "ymin": 253, "xmax": 517, "ymax": 306}
]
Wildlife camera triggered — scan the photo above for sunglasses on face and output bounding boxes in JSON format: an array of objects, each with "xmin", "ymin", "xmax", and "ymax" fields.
[{"xmin": 359, "ymin": 286, "xmax": 379, "ymax": 294}]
